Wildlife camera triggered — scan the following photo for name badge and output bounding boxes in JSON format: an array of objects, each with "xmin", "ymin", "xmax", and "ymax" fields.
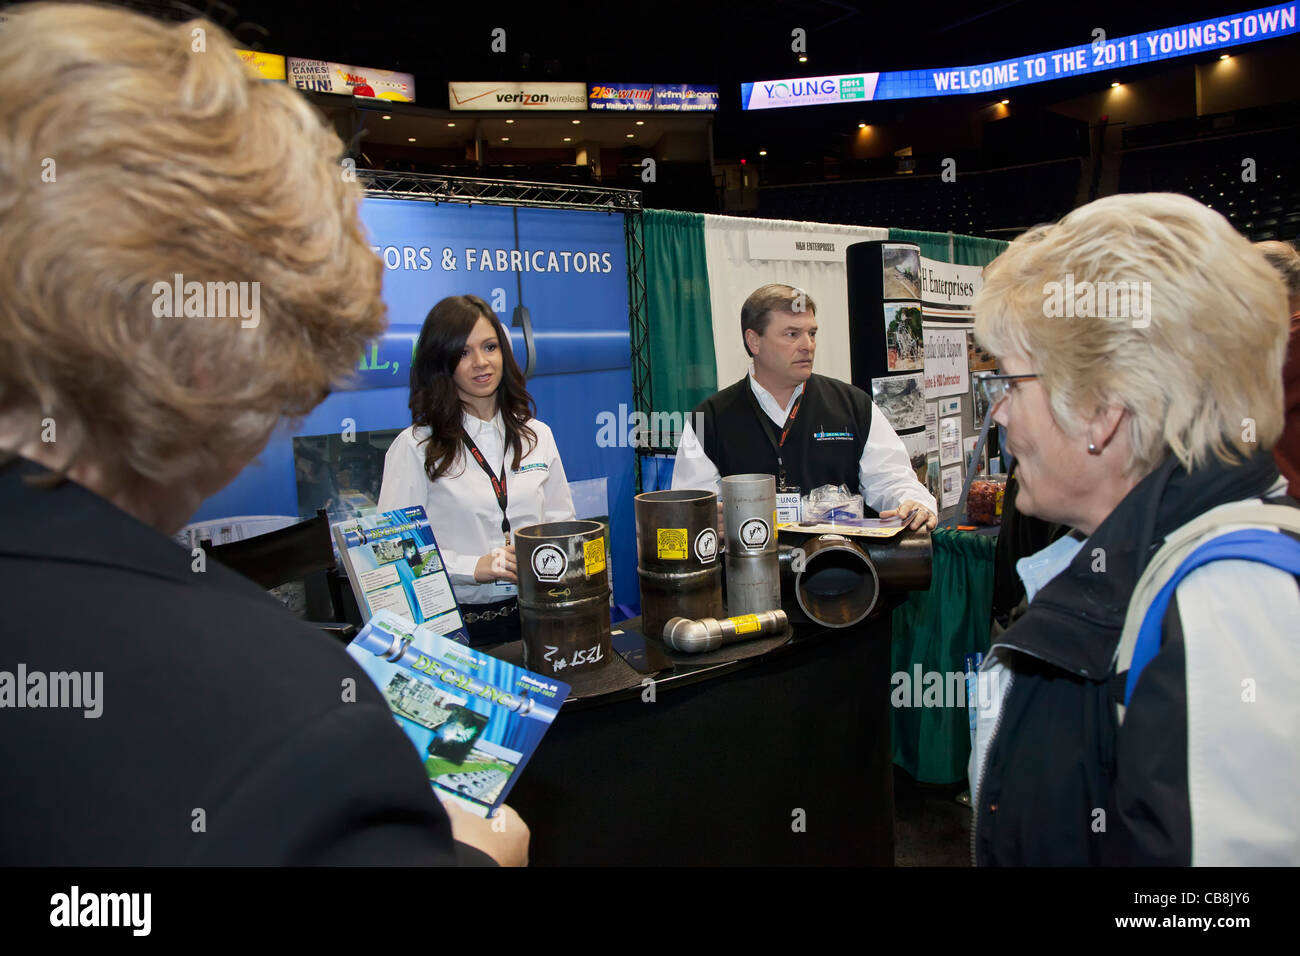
[{"xmin": 776, "ymin": 490, "xmax": 802, "ymax": 525}]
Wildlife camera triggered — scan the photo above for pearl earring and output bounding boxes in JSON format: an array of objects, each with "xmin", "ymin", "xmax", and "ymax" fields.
[{"xmin": 1087, "ymin": 442, "xmax": 1100, "ymax": 455}]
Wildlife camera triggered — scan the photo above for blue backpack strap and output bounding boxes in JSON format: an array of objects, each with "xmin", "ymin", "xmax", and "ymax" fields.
[{"xmin": 1126, "ymin": 529, "xmax": 1300, "ymax": 707}]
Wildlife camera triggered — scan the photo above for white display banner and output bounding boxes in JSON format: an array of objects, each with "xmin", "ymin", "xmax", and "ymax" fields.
[
  {"xmin": 288, "ymin": 58, "xmax": 415, "ymax": 101},
  {"xmin": 922, "ymin": 324, "xmax": 970, "ymax": 397},
  {"xmin": 746, "ymin": 230, "xmax": 852, "ymax": 262},
  {"xmin": 918, "ymin": 256, "xmax": 983, "ymax": 308},
  {"xmin": 703, "ymin": 214, "xmax": 888, "ymax": 390},
  {"xmin": 449, "ymin": 81, "xmax": 587, "ymax": 111}
]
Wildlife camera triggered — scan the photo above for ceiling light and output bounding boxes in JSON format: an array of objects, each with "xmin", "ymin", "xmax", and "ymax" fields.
[
  {"xmin": 381, "ymin": 114, "xmax": 392, "ymax": 120},
  {"xmin": 563, "ymin": 137, "xmax": 572, "ymax": 142},
  {"xmin": 1220, "ymin": 54, "xmax": 1230, "ymax": 60},
  {"xmin": 635, "ymin": 120, "xmax": 645, "ymax": 126},
  {"xmin": 506, "ymin": 118, "xmax": 514, "ymax": 124},
  {"xmin": 572, "ymin": 119, "xmax": 581, "ymax": 124},
  {"xmin": 501, "ymin": 136, "xmax": 510, "ymax": 142},
  {"xmin": 858, "ymin": 122, "xmax": 867, "ymax": 129},
  {"xmin": 407, "ymin": 137, "xmax": 416, "ymax": 142},
  {"xmin": 1111, "ymin": 81, "xmax": 1121, "ymax": 88},
  {"xmin": 447, "ymin": 122, "xmax": 456, "ymax": 127},
  {"xmin": 758, "ymin": 150, "xmax": 767, "ymax": 156},
  {"xmin": 1000, "ymin": 99, "xmax": 1009, "ymax": 105},
  {"xmin": 626, "ymin": 133, "xmax": 634, "ymax": 138}
]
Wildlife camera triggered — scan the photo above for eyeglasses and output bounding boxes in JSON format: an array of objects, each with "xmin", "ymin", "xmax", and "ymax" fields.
[{"xmin": 974, "ymin": 372, "xmax": 1039, "ymax": 411}]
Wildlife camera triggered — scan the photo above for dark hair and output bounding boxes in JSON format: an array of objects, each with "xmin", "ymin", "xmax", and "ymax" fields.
[
  {"xmin": 408, "ymin": 295, "xmax": 537, "ymax": 482},
  {"xmin": 740, "ymin": 283, "xmax": 817, "ymax": 356}
]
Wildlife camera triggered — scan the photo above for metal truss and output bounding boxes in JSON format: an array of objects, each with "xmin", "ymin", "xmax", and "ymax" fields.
[
  {"xmin": 358, "ymin": 169, "xmax": 642, "ymax": 213},
  {"xmin": 624, "ymin": 209, "xmax": 650, "ymax": 493}
]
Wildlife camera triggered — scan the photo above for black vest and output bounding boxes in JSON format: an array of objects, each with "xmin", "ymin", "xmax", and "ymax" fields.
[{"xmin": 694, "ymin": 373, "xmax": 873, "ymax": 498}]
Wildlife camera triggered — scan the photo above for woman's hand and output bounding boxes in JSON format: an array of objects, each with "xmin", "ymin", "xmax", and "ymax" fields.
[{"xmin": 473, "ymin": 545, "xmax": 518, "ymax": 583}]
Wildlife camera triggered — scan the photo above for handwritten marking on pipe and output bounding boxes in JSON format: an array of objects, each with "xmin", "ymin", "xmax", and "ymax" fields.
[{"xmin": 543, "ymin": 642, "xmax": 605, "ymax": 672}]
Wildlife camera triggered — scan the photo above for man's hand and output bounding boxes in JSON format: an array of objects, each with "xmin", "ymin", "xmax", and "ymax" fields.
[
  {"xmin": 473, "ymin": 545, "xmax": 517, "ymax": 583},
  {"xmin": 880, "ymin": 499, "xmax": 937, "ymax": 532},
  {"xmin": 438, "ymin": 796, "xmax": 530, "ymax": 866}
]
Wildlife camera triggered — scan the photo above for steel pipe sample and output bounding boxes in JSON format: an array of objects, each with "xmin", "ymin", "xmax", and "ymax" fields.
[
  {"xmin": 515, "ymin": 520, "xmax": 612, "ymax": 677},
  {"xmin": 635, "ymin": 489, "xmax": 723, "ymax": 645},
  {"xmin": 794, "ymin": 535, "xmax": 881, "ymax": 628},
  {"xmin": 662, "ymin": 610, "xmax": 789, "ymax": 653},
  {"xmin": 721, "ymin": 473, "xmax": 781, "ymax": 616}
]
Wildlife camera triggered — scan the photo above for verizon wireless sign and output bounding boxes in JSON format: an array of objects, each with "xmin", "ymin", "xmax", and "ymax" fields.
[{"xmin": 449, "ymin": 81, "xmax": 588, "ymax": 111}]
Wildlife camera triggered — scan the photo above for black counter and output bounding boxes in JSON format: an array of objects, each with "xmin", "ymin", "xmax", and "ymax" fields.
[{"xmin": 487, "ymin": 613, "xmax": 895, "ymax": 866}]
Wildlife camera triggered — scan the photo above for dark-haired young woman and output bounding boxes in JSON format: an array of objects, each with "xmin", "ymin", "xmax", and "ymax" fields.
[{"xmin": 378, "ymin": 294, "xmax": 575, "ymax": 646}]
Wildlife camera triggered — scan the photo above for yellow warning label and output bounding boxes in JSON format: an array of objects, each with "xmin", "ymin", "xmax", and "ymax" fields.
[
  {"xmin": 584, "ymin": 536, "xmax": 607, "ymax": 576},
  {"xmin": 656, "ymin": 528, "xmax": 688, "ymax": 560},
  {"xmin": 730, "ymin": 614, "xmax": 761, "ymax": 634}
]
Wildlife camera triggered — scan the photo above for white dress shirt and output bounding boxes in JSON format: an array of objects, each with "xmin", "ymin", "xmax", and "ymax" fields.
[
  {"xmin": 671, "ymin": 365, "xmax": 937, "ymax": 516},
  {"xmin": 377, "ymin": 411, "xmax": 576, "ymax": 604}
]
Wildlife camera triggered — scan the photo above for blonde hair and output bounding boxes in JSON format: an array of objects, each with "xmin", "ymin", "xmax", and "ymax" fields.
[
  {"xmin": 1256, "ymin": 240, "xmax": 1300, "ymax": 308},
  {"xmin": 974, "ymin": 193, "xmax": 1288, "ymax": 476},
  {"xmin": 0, "ymin": 3, "xmax": 386, "ymax": 491}
]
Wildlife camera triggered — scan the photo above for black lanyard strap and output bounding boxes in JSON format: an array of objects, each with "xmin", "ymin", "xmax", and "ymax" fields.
[
  {"xmin": 461, "ymin": 432, "xmax": 510, "ymax": 544},
  {"xmin": 745, "ymin": 380, "xmax": 804, "ymax": 489}
]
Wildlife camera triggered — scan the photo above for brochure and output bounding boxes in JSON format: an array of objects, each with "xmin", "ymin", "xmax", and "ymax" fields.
[
  {"xmin": 347, "ymin": 610, "xmax": 570, "ymax": 816},
  {"xmin": 332, "ymin": 506, "xmax": 466, "ymax": 637}
]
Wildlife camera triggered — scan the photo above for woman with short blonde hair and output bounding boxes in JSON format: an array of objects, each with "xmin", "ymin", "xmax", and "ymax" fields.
[{"xmin": 968, "ymin": 192, "xmax": 1298, "ymax": 866}]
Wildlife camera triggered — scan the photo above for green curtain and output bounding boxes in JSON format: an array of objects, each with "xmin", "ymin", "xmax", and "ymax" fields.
[
  {"xmin": 887, "ymin": 228, "xmax": 1008, "ymax": 267},
  {"xmin": 643, "ymin": 209, "xmax": 717, "ymax": 441},
  {"xmin": 890, "ymin": 528, "xmax": 997, "ymax": 784}
]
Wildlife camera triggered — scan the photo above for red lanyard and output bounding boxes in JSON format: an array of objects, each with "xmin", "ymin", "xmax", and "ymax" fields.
[
  {"xmin": 461, "ymin": 432, "xmax": 510, "ymax": 545},
  {"xmin": 747, "ymin": 383, "xmax": 804, "ymax": 490}
]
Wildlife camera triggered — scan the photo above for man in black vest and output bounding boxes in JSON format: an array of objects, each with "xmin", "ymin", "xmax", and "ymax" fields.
[{"xmin": 672, "ymin": 283, "xmax": 937, "ymax": 531}]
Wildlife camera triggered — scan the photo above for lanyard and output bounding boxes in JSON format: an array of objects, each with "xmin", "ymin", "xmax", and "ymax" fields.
[
  {"xmin": 746, "ymin": 382, "xmax": 804, "ymax": 490},
  {"xmin": 461, "ymin": 431, "xmax": 510, "ymax": 546}
]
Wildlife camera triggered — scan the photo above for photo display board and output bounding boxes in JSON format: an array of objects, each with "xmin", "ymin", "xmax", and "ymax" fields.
[{"xmin": 846, "ymin": 240, "xmax": 991, "ymax": 524}]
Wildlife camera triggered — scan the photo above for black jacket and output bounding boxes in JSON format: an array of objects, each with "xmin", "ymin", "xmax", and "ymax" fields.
[
  {"xmin": 0, "ymin": 457, "xmax": 491, "ymax": 865},
  {"xmin": 972, "ymin": 450, "xmax": 1298, "ymax": 865}
]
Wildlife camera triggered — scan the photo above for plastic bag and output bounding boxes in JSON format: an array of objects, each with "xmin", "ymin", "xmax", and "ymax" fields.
[{"xmin": 802, "ymin": 483, "xmax": 865, "ymax": 522}]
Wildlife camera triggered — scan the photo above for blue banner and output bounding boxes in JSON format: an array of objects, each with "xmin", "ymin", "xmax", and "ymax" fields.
[
  {"xmin": 194, "ymin": 198, "xmax": 639, "ymax": 613},
  {"xmin": 652, "ymin": 83, "xmax": 719, "ymax": 111},
  {"xmin": 742, "ymin": 3, "xmax": 1297, "ymax": 108}
]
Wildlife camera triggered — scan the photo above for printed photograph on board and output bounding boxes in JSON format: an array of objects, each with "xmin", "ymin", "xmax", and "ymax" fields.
[
  {"xmin": 882, "ymin": 244, "xmax": 921, "ymax": 299},
  {"xmin": 871, "ymin": 372, "xmax": 926, "ymax": 431},
  {"xmin": 885, "ymin": 302, "xmax": 924, "ymax": 370},
  {"xmin": 968, "ymin": 330, "xmax": 998, "ymax": 372},
  {"xmin": 899, "ymin": 430, "xmax": 929, "ymax": 485}
]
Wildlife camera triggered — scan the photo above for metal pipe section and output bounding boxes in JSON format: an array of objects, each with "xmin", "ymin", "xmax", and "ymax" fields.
[
  {"xmin": 721, "ymin": 473, "xmax": 780, "ymax": 615},
  {"xmin": 662, "ymin": 610, "xmax": 789, "ymax": 653},
  {"xmin": 779, "ymin": 529, "xmax": 933, "ymax": 593},
  {"xmin": 794, "ymin": 535, "xmax": 881, "ymax": 628},
  {"xmin": 635, "ymin": 489, "xmax": 723, "ymax": 644},
  {"xmin": 515, "ymin": 520, "xmax": 612, "ymax": 677}
]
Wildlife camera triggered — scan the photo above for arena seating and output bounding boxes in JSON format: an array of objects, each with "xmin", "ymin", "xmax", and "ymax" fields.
[
  {"xmin": 756, "ymin": 158, "xmax": 1083, "ymax": 236},
  {"xmin": 1117, "ymin": 125, "xmax": 1300, "ymax": 242}
]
